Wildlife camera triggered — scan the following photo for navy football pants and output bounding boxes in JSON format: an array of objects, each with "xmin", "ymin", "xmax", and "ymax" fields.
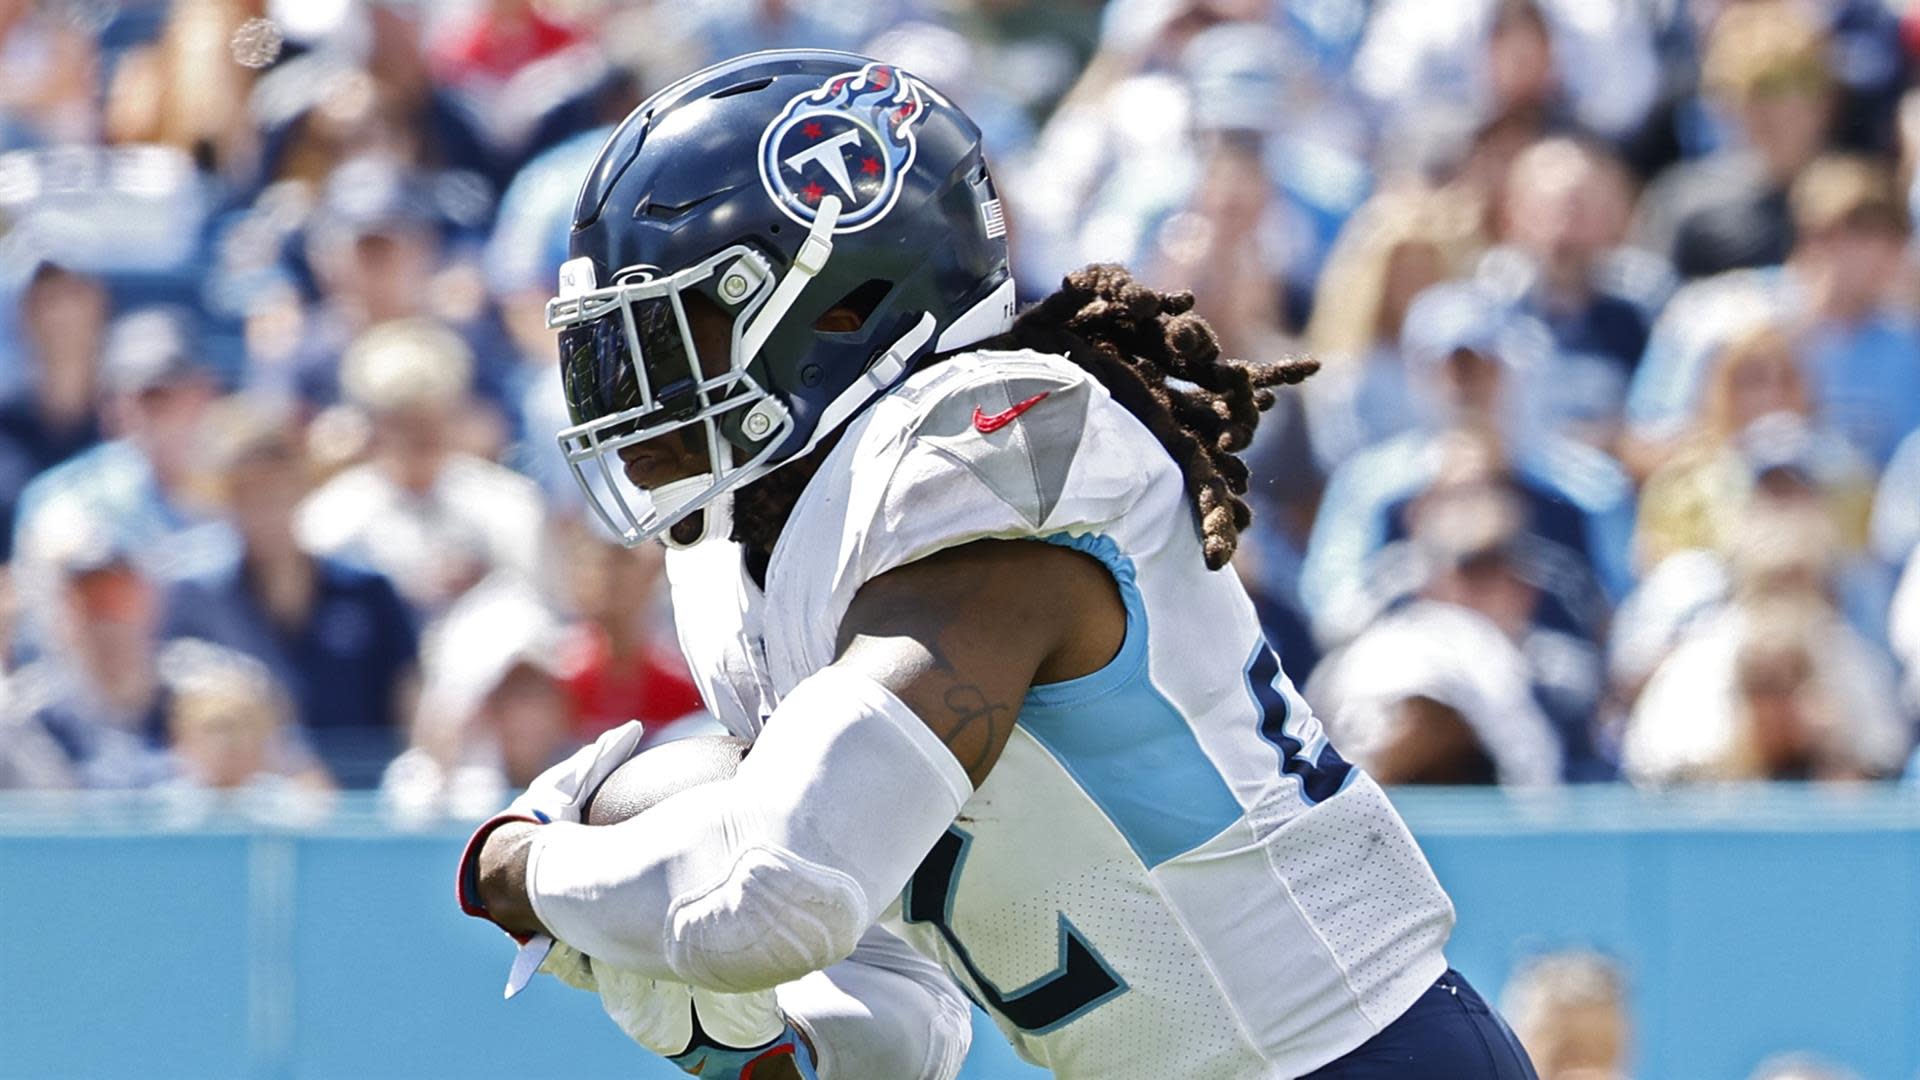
[{"xmin": 1301, "ymin": 969, "xmax": 1539, "ymax": 1079}]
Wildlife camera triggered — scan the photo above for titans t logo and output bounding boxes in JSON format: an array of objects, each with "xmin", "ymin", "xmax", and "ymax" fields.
[{"xmin": 758, "ymin": 62, "xmax": 941, "ymax": 234}]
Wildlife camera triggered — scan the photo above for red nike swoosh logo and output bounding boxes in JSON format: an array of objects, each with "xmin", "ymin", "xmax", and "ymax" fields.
[{"xmin": 972, "ymin": 391, "xmax": 1050, "ymax": 434}]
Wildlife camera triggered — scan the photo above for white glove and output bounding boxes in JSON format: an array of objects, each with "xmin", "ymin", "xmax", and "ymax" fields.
[
  {"xmin": 597, "ymin": 967, "xmax": 816, "ymax": 1078},
  {"xmin": 458, "ymin": 721, "xmax": 648, "ymax": 997},
  {"xmin": 538, "ymin": 939, "xmax": 597, "ymax": 993},
  {"xmin": 506, "ymin": 719, "xmax": 649, "ymax": 824},
  {"xmin": 597, "ymin": 968, "xmax": 784, "ymax": 1054}
]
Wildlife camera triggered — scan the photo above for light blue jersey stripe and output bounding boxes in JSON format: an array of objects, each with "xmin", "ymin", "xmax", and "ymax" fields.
[{"xmin": 1018, "ymin": 534, "xmax": 1242, "ymax": 868}]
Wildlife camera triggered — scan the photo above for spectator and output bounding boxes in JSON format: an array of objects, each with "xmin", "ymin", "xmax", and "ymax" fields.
[
  {"xmin": 1816, "ymin": 0, "xmax": 1909, "ymax": 157},
  {"xmin": 1305, "ymin": 468, "xmax": 1589, "ymax": 780},
  {"xmin": 1418, "ymin": 479, "xmax": 1611, "ymax": 778},
  {"xmin": 383, "ymin": 572, "xmax": 579, "ymax": 821},
  {"xmin": 428, "ymin": 0, "xmax": 587, "ymax": 92},
  {"xmin": 1637, "ymin": 2, "xmax": 1834, "ymax": 280},
  {"xmin": 1622, "ymin": 508, "xmax": 1908, "ymax": 784},
  {"xmin": 552, "ymin": 519, "xmax": 705, "ymax": 744},
  {"xmin": 1615, "ymin": 439, "xmax": 1895, "ymax": 713},
  {"xmin": 278, "ymin": 157, "xmax": 443, "ymax": 406},
  {"xmin": 297, "ymin": 318, "xmax": 544, "ymax": 619},
  {"xmin": 1010, "ymin": 9, "xmax": 1370, "ymax": 301},
  {"xmin": 1146, "ymin": 126, "xmax": 1288, "ymax": 362},
  {"xmin": 273, "ymin": 157, "xmax": 513, "ymax": 420},
  {"xmin": 1784, "ymin": 156, "xmax": 1920, "ymax": 467},
  {"xmin": 0, "ymin": 262, "xmax": 105, "ymax": 560},
  {"xmin": 0, "ymin": 0, "xmax": 100, "ymax": 150},
  {"xmin": 1723, "ymin": 605, "xmax": 1877, "ymax": 780},
  {"xmin": 1132, "ymin": 31, "xmax": 1354, "ymax": 621},
  {"xmin": 4, "ymin": 504, "xmax": 180, "ymax": 788},
  {"xmin": 1502, "ymin": 950, "xmax": 1632, "ymax": 1080},
  {"xmin": 1478, "ymin": 136, "xmax": 1664, "ymax": 449},
  {"xmin": 1628, "ymin": 154, "xmax": 1920, "ymax": 472},
  {"xmin": 103, "ymin": 0, "xmax": 264, "ymax": 179},
  {"xmin": 359, "ymin": 3, "xmax": 503, "ymax": 180},
  {"xmin": 1301, "ymin": 282, "xmax": 1636, "ymax": 645},
  {"xmin": 247, "ymin": 2, "xmax": 501, "ymax": 185},
  {"xmin": 1634, "ymin": 325, "xmax": 1874, "ymax": 572},
  {"xmin": 1353, "ymin": 0, "xmax": 1661, "ymax": 148},
  {"xmin": 425, "ymin": 0, "xmax": 633, "ymax": 177},
  {"xmin": 163, "ymin": 395, "xmax": 419, "ymax": 789},
  {"xmin": 10, "ymin": 305, "xmax": 233, "ymax": 647},
  {"xmin": 1301, "ymin": 189, "xmax": 1480, "ymax": 468},
  {"xmin": 1149, "ymin": 21, "xmax": 1373, "ymax": 325},
  {"xmin": 162, "ymin": 639, "xmax": 332, "ymax": 794},
  {"xmin": 1308, "ymin": 593, "xmax": 1563, "ymax": 787}
]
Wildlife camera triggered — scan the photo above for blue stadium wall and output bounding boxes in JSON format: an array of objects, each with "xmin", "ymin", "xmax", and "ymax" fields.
[{"xmin": 2, "ymin": 786, "xmax": 1915, "ymax": 1079}]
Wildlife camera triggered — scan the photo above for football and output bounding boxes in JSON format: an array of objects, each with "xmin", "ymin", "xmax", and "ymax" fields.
[{"xmin": 580, "ymin": 734, "xmax": 750, "ymax": 826}]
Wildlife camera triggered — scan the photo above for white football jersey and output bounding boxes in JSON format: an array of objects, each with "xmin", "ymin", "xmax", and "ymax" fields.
[{"xmin": 665, "ymin": 350, "xmax": 1453, "ymax": 1079}]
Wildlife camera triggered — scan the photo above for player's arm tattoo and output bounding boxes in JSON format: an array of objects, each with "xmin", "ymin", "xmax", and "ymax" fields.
[
  {"xmin": 837, "ymin": 588, "xmax": 1025, "ymax": 785},
  {"xmin": 834, "ymin": 541, "xmax": 1077, "ymax": 788},
  {"xmin": 934, "ymin": 681, "xmax": 1017, "ymax": 779}
]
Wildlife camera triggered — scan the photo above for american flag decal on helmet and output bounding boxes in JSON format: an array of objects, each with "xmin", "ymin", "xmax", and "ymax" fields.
[{"xmin": 981, "ymin": 198, "xmax": 1006, "ymax": 239}]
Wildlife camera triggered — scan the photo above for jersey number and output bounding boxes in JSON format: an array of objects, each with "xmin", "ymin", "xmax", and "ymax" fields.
[
  {"xmin": 1247, "ymin": 639, "xmax": 1352, "ymax": 803},
  {"xmin": 905, "ymin": 828, "xmax": 1127, "ymax": 1034}
]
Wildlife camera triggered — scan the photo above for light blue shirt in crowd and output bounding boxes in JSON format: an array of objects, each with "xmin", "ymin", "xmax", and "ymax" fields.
[
  {"xmin": 11, "ymin": 440, "xmax": 236, "ymax": 588},
  {"xmin": 1627, "ymin": 266, "xmax": 1920, "ymax": 469},
  {"xmin": 1300, "ymin": 429, "xmax": 1637, "ymax": 641}
]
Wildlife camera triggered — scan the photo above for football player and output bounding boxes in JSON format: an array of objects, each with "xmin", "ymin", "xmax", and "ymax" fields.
[{"xmin": 459, "ymin": 50, "xmax": 1537, "ymax": 1080}]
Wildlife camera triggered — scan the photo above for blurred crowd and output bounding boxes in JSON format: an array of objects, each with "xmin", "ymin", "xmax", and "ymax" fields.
[
  {"xmin": 4, "ymin": 0, "xmax": 1920, "ymax": 822},
  {"xmin": 1498, "ymin": 947, "xmax": 1863, "ymax": 1080}
]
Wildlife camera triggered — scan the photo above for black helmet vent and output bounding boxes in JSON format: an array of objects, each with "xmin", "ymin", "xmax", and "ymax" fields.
[
  {"xmin": 636, "ymin": 188, "xmax": 728, "ymax": 221},
  {"xmin": 710, "ymin": 77, "xmax": 775, "ymax": 99},
  {"xmin": 816, "ymin": 278, "xmax": 893, "ymax": 331}
]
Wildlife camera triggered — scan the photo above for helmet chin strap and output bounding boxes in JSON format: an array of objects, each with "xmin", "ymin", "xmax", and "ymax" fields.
[
  {"xmin": 655, "ymin": 440, "xmax": 736, "ymax": 550},
  {"xmin": 741, "ymin": 195, "xmax": 841, "ymax": 365},
  {"xmin": 649, "ymin": 474, "xmax": 714, "ymax": 548}
]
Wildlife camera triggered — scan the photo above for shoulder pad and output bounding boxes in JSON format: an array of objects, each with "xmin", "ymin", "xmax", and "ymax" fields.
[{"xmin": 886, "ymin": 351, "xmax": 1097, "ymax": 530}]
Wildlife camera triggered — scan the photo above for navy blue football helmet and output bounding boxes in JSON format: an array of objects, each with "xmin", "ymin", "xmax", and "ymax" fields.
[{"xmin": 547, "ymin": 50, "xmax": 1014, "ymax": 545}]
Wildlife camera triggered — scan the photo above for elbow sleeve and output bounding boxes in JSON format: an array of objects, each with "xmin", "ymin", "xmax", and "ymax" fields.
[{"xmin": 665, "ymin": 843, "xmax": 869, "ymax": 992}]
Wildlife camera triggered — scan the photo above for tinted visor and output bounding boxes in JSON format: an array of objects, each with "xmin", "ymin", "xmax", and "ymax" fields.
[{"xmin": 556, "ymin": 295, "xmax": 700, "ymax": 428}]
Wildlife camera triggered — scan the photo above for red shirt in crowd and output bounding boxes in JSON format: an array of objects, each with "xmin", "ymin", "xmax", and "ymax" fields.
[
  {"xmin": 557, "ymin": 624, "xmax": 706, "ymax": 741},
  {"xmin": 431, "ymin": 8, "xmax": 586, "ymax": 86}
]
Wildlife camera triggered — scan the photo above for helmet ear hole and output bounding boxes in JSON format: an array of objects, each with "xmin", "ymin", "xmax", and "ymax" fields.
[{"xmin": 814, "ymin": 278, "xmax": 892, "ymax": 333}]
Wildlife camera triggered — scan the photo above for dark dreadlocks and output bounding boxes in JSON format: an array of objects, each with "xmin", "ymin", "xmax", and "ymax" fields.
[{"xmin": 730, "ymin": 264, "xmax": 1318, "ymax": 581}]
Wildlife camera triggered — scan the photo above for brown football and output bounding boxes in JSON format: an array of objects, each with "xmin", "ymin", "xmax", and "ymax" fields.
[{"xmin": 580, "ymin": 734, "xmax": 750, "ymax": 826}]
